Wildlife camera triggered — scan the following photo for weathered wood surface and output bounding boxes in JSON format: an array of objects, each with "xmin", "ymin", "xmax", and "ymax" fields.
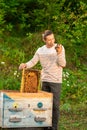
[
  {"xmin": 0, "ymin": 127, "xmax": 44, "ymax": 130},
  {"xmin": 0, "ymin": 91, "xmax": 53, "ymax": 128},
  {"xmin": 4, "ymin": 90, "xmax": 52, "ymax": 98}
]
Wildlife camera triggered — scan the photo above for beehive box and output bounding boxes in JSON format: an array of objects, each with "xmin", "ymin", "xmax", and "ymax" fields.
[{"xmin": 0, "ymin": 90, "xmax": 53, "ymax": 128}]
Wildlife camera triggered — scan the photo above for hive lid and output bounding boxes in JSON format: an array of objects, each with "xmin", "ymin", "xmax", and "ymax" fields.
[{"xmin": 0, "ymin": 90, "xmax": 53, "ymax": 99}]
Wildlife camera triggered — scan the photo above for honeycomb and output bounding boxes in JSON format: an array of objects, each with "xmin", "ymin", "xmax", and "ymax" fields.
[{"xmin": 20, "ymin": 69, "xmax": 40, "ymax": 93}]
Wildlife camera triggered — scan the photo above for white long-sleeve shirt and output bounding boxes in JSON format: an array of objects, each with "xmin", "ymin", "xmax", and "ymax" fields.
[{"xmin": 26, "ymin": 44, "xmax": 66, "ymax": 83}]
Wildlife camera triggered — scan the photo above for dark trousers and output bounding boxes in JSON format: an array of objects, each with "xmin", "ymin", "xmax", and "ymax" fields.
[{"xmin": 42, "ymin": 82, "xmax": 61, "ymax": 130}]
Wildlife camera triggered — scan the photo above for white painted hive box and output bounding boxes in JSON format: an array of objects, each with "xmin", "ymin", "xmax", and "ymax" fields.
[{"xmin": 0, "ymin": 91, "xmax": 53, "ymax": 128}]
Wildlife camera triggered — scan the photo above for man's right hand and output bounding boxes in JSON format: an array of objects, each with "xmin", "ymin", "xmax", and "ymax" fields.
[
  {"xmin": 55, "ymin": 44, "xmax": 62, "ymax": 54},
  {"xmin": 19, "ymin": 63, "xmax": 27, "ymax": 70}
]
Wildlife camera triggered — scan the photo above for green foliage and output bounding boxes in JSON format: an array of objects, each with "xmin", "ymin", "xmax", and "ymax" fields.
[
  {"xmin": 0, "ymin": 37, "xmax": 25, "ymax": 65},
  {"xmin": 61, "ymin": 68, "xmax": 87, "ymax": 103},
  {"xmin": 0, "ymin": 62, "xmax": 21, "ymax": 90},
  {"xmin": 0, "ymin": 0, "xmax": 87, "ymax": 35}
]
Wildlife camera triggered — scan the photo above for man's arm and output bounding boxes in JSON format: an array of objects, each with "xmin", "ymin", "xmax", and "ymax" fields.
[{"xmin": 55, "ymin": 45, "xmax": 66, "ymax": 67}]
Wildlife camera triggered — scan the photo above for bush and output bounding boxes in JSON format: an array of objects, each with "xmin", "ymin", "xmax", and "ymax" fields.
[{"xmin": 61, "ymin": 68, "xmax": 87, "ymax": 104}]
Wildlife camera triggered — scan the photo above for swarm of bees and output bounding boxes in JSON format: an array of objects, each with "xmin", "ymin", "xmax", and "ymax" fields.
[{"xmin": 20, "ymin": 69, "xmax": 40, "ymax": 93}]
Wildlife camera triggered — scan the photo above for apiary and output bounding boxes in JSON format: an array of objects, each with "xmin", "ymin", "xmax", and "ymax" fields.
[{"xmin": 0, "ymin": 90, "xmax": 53, "ymax": 128}]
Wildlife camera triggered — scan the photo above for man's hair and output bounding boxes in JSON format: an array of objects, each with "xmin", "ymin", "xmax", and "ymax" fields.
[{"xmin": 42, "ymin": 30, "xmax": 53, "ymax": 40}]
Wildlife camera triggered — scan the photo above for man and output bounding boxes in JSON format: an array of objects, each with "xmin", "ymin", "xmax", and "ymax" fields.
[{"xmin": 19, "ymin": 30, "xmax": 66, "ymax": 130}]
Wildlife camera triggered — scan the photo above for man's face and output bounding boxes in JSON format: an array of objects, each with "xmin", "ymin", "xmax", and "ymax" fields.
[{"xmin": 45, "ymin": 34, "xmax": 55, "ymax": 48}]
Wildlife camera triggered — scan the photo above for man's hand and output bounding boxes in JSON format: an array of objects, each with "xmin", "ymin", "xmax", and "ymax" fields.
[
  {"xmin": 55, "ymin": 44, "xmax": 62, "ymax": 54},
  {"xmin": 19, "ymin": 63, "xmax": 27, "ymax": 70}
]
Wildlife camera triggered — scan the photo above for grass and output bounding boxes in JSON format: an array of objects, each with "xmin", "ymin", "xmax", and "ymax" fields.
[{"xmin": 59, "ymin": 103, "xmax": 87, "ymax": 130}]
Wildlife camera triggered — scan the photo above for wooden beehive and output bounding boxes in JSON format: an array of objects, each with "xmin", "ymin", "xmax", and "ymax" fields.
[
  {"xmin": 20, "ymin": 69, "xmax": 40, "ymax": 93},
  {"xmin": 0, "ymin": 90, "xmax": 53, "ymax": 128}
]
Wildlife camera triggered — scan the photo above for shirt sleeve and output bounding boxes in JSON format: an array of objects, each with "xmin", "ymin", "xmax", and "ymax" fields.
[
  {"xmin": 56, "ymin": 45, "xmax": 66, "ymax": 67},
  {"xmin": 26, "ymin": 50, "xmax": 39, "ymax": 68}
]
